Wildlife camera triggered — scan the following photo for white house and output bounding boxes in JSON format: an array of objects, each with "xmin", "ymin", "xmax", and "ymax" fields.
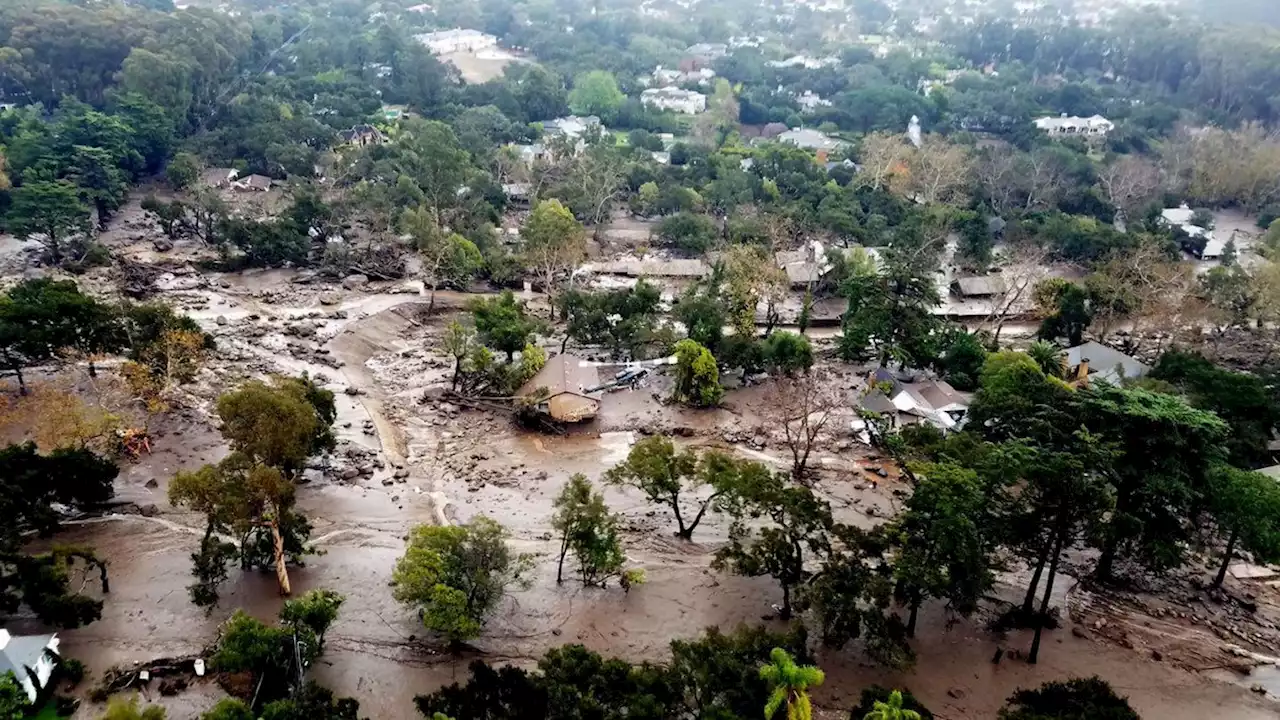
[
  {"xmin": 640, "ymin": 87, "xmax": 707, "ymax": 115},
  {"xmin": 0, "ymin": 629, "xmax": 60, "ymax": 703},
  {"xmin": 542, "ymin": 115, "xmax": 602, "ymax": 140},
  {"xmin": 1161, "ymin": 203, "xmax": 1224, "ymax": 260},
  {"xmin": 796, "ymin": 91, "xmax": 831, "ymax": 112},
  {"xmin": 776, "ymin": 128, "xmax": 847, "ymax": 153},
  {"xmin": 1033, "ymin": 114, "xmax": 1114, "ymax": 137},
  {"xmin": 415, "ymin": 29, "xmax": 498, "ymax": 55},
  {"xmin": 767, "ymin": 55, "xmax": 839, "ymax": 69},
  {"xmin": 857, "ymin": 368, "xmax": 972, "ymax": 434}
]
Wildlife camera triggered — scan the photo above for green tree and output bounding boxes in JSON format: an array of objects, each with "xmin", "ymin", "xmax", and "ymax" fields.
[
  {"xmin": 560, "ymin": 282, "xmax": 661, "ymax": 360},
  {"xmin": 656, "ymin": 212, "xmax": 718, "ymax": 254},
  {"xmin": 260, "ymin": 682, "xmax": 362, "ymax": 720},
  {"xmin": 715, "ymin": 471, "xmax": 833, "ymax": 620},
  {"xmin": 675, "ymin": 288, "xmax": 727, "ymax": 352},
  {"xmin": 672, "ymin": 339, "xmax": 723, "ymax": 407},
  {"xmin": 551, "ymin": 474, "xmax": 625, "ymax": 587},
  {"xmin": 998, "ymin": 677, "xmax": 1139, "ymax": 720},
  {"xmin": 393, "ymin": 120, "xmax": 472, "ymax": 242},
  {"xmin": 762, "ymin": 332, "xmax": 813, "ymax": 376},
  {"xmin": 171, "ymin": 376, "xmax": 331, "ymax": 602},
  {"xmin": 391, "ymin": 517, "xmax": 534, "ymax": 644},
  {"xmin": 567, "ymin": 71, "xmax": 625, "ymax": 121},
  {"xmin": 6, "ymin": 180, "xmax": 92, "ymax": 266},
  {"xmin": 1206, "ymin": 465, "xmax": 1280, "ymax": 588},
  {"xmin": 211, "ymin": 611, "xmax": 316, "ymax": 706},
  {"xmin": 863, "ymin": 690, "xmax": 923, "ymax": 720},
  {"xmin": 68, "ymin": 144, "xmax": 129, "ymax": 227},
  {"xmin": 967, "ymin": 351, "xmax": 1072, "ymax": 442},
  {"xmin": 937, "ymin": 331, "xmax": 987, "ymax": 390},
  {"xmin": 442, "ymin": 320, "xmax": 477, "ymax": 390},
  {"xmin": 141, "ymin": 196, "xmax": 189, "ymax": 239},
  {"xmin": 603, "ymin": 437, "xmax": 746, "ymax": 540},
  {"xmin": 521, "ymin": 199, "xmax": 586, "ymax": 312},
  {"xmin": 280, "ymin": 589, "xmax": 345, "ymax": 648},
  {"xmin": 891, "ymin": 463, "xmax": 997, "ymax": 636},
  {"xmin": 1080, "ymin": 385, "xmax": 1229, "ymax": 582},
  {"xmin": 0, "ymin": 442, "xmax": 116, "ymax": 628},
  {"xmin": 469, "ymin": 291, "xmax": 539, "ymax": 362},
  {"xmin": 216, "ymin": 376, "xmax": 335, "ymax": 480},
  {"xmin": 1035, "ymin": 279, "xmax": 1092, "ymax": 347},
  {"xmin": 0, "ymin": 278, "xmax": 125, "ymax": 382},
  {"xmin": 839, "ymin": 259, "xmax": 941, "ymax": 367},
  {"xmin": 760, "ymin": 648, "xmax": 824, "ymax": 720},
  {"xmin": 166, "ymin": 152, "xmax": 202, "ymax": 190},
  {"xmin": 100, "ymin": 695, "xmax": 166, "ymax": 720},
  {"xmin": 169, "ymin": 457, "xmax": 310, "ymax": 606},
  {"xmin": 1150, "ymin": 350, "xmax": 1280, "ymax": 468}
]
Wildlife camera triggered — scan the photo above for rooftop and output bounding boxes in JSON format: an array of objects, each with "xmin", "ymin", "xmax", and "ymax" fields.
[
  {"xmin": 519, "ymin": 354, "xmax": 600, "ymax": 399},
  {"xmin": 1065, "ymin": 341, "xmax": 1149, "ymax": 385},
  {"xmin": 776, "ymin": 128, "xmax": 846, "ymax": 151}
]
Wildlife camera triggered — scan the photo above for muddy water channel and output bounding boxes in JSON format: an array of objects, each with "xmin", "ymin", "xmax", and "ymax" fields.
[{"xmin": 31, "ymin": 271, "xmax": 1278, "ymax": 720}]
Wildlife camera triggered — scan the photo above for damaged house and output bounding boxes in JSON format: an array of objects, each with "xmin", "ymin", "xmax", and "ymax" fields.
[{"xmin": 518, "ymin": 354, "xmax": 602, "ymax": 422}]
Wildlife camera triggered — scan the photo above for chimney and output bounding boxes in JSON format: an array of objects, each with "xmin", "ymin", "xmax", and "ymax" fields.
[{"xmin": 1077, "ymin": 357, "xmax": 1090, "ymax": 386}]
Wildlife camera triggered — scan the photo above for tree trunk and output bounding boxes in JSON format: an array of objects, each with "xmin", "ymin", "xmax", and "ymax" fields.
[
  {"xmin": 557, "ymin": 531, "xmax": 569, "ymax": 584},
  {"xmin": 672, "ymin": 496, "xmax": 690, "ymax": 539},
  {"xmin": 1095, "ymin": 534, "xmax": 1118, "ymax": 583},
  {"xmin": 428, "ymin": 284, "xmax": 437, "ymax": 313},
  {"xmin": 684, "ymin": 496, "xmax": 718, "ymax": 539},
  {"xmin": 780, "ymin": 583, "xmax": 792, "ymax": 620},
  {"xmin": 1023, "ymin": 543, "xmax": 1049, "ymax": 615},
  {"xmin": 88, "ymin": 359, "xmax": 97, "ymax": 378},
  {"xmin": 271, "ymin": 519, "xmax": 292, "ymax": 596},
  {"xmin": 451, "ymin": 359, "xmax": 461, "ymax": 390},
  {"xmin": 1028, "ymin": 533, "xmax": 1063, "ymax": 664},
  {"xmin": 13, "ymin": 363, "xmax": 26, "ymax": 395},
  {"xmin": 1213, "ymin": 528, "xmax": 1239, "ymax": 588},
  {"xmin": 907, "ymin": 599, "xmax": 920, "ymax": 638}
]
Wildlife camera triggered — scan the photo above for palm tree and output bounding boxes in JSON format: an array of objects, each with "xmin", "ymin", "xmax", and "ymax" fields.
[
  {"xmin": 760, "ymin": 648, "xmax": 825, "ymax": 720},
  {"xmin": 1027, "ymin": 340, "xmax": 1063, "ymax": 378},
  {"xmin": 863, "ymin": 689, "xmax": 922, "ymax": 720}
]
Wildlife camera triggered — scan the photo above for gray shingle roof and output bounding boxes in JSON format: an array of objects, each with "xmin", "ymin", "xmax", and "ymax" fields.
[{"xmin": 1065, "ymin": 342, "xmax": 1149, "ymax": 385}]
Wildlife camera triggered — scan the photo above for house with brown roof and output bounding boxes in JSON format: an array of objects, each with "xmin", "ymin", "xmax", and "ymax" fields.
[{"xmin": 518, "ymin": 354, "xmax": 602, "ymax": 422}]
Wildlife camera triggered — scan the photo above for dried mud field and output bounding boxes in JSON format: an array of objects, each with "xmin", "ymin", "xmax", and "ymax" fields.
[{"xmin": 7, "ymin": 202, "xmax": 1280, "ymax": 719}]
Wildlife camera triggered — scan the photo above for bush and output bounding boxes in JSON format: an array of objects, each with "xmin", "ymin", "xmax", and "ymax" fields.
[
  {"xmin": 998, "ymin": 677, "xmax": 1138, "ymax": 720},
  {"xmin": 61, "ymin": 658, "xmax": 86, "ymax": 686}
]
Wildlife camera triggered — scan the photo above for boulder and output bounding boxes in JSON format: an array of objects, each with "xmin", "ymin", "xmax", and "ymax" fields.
[
  {"xmin": 342, "ymin": 274, "xmax": 369, "ymax": 290},
  {"xmin": 319, "ymin": 292, "xmax": 341, "ymax": 306}
]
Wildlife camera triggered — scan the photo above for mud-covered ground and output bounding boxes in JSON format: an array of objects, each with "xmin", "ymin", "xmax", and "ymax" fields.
[{"xmin": 6, "ymin": 198, "xmax": 1280, "ymax": 719}]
